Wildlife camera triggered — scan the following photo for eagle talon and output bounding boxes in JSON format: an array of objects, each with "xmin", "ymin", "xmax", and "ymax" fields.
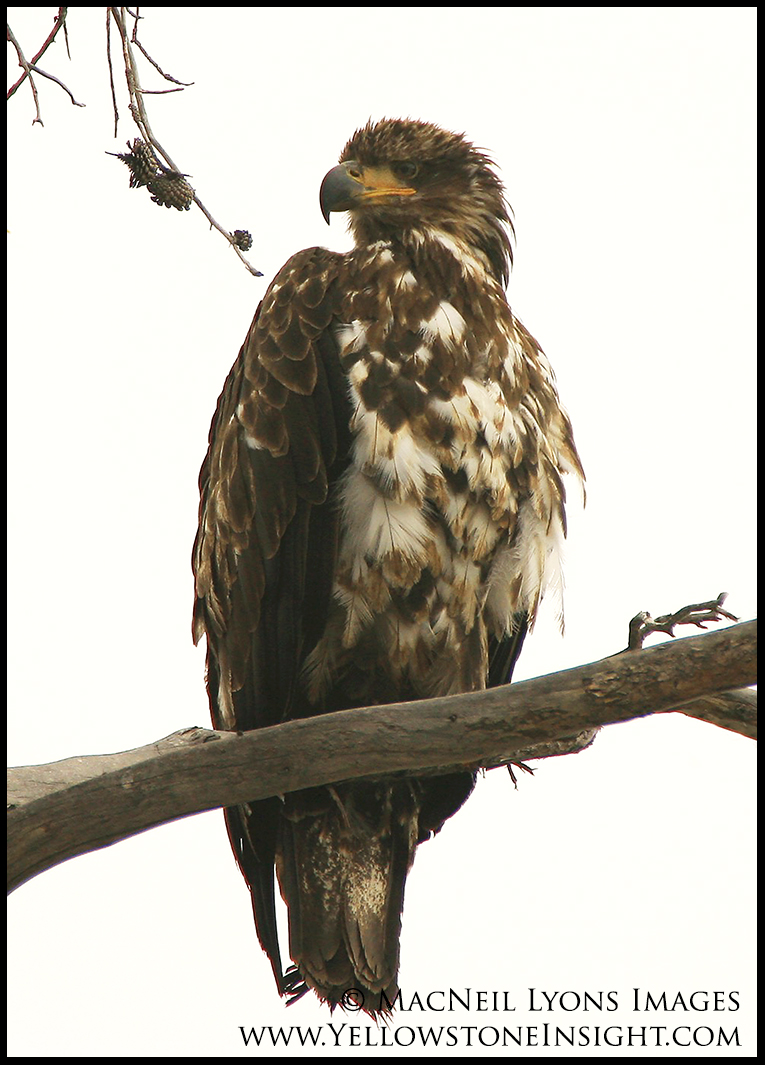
[
  {"xmin": 283, "ymin": 964, "xmax": 309, "ymax": 1005},
  {"xmin": 507, "ymin": 761, "xmax": 535, "ymax": 788}
]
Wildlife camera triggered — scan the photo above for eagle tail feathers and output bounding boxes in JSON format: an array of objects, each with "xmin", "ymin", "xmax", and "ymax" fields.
[{"xmin": 274, "ymin": 781, "xmax": 419, "ymax": 1016}]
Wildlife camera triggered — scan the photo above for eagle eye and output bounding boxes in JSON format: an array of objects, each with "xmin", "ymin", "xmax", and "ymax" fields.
[{"xmin": 395, "ymin": 161, "xmax": 419, "ymax": 180}]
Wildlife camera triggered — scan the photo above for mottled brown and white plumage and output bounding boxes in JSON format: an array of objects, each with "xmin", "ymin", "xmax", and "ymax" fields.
[{"xmin": 192, "ymin": 118, "xmax": 583, "ymax": 1013}]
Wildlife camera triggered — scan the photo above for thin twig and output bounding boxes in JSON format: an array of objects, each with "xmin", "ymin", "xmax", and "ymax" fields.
[
  {"xmin": 7, "ymin": 6, "xmax": 69, "ymax": 100},
  {"xmin": 26, "ymin": 63, "xmax": 84, "ymax": 108},
  {"xmin": 190, "ymin": 195, "xmax": 263, "ymax": 276},
  {"xmin": 62, "ymin": 9, "xmax": 71, "ymax": 59},
  {"xmin": 627, "ymin": 592, "xmax": 738, "ymax": 651},
  {"xmin": 129, "ymin": 19, "xmax": 194, "ymax": 87},
  {"xmin": 137, "ymin": 86, "xmax": 186, "ymax": 95},
  {"xmin": 107, "ymin": 6, "xmax": 262, "ymax": 276},
  {"xmin": 106, "ymin": 8, "xmax": 119, "ymax": 137},
  {"xmin": 6, "ymin": 23, "xmax": 43, "ymax": 125},
  {"xmin": 7, "ymin": 8, "xmax": 83, "ymax": 123}
]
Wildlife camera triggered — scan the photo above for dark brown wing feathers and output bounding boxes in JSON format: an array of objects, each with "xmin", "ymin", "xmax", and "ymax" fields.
[
  {"xmin": 193, "ymin": 248, "xmax": 352, "ymax": 995},
  {"xmin": 193, "ymin": 248, "xmax": 344, "ymax": 720}
]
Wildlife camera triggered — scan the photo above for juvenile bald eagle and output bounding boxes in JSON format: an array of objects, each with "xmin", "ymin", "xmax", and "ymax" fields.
[{"xmin": 192, "ymin": 118, "xmax": 583, "ymax": 1013}]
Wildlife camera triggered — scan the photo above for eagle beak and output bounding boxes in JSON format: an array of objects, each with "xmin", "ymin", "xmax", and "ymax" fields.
[{"xmin": 320, "ymin": 161, "xmax": 417, "ymax": 223}]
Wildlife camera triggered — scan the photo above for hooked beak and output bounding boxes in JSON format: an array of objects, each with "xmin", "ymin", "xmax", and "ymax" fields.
[{"xmin": 319, "ymin": 161, "xmax": 417, "ymax": 223}]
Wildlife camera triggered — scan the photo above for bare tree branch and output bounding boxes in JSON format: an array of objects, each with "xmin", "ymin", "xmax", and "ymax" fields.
[
  {"xmin": 673, "ymin": 686, "xmax": 757, "ymax": 739},
  {"xmin": 7, "ymin": 22, "xmax": 45, "ymax": 125},
  {"xmin": 128, "ymin": 10, "xmax": 193, "ymax": 87},
  {"xmin": 105, "ymin": 6, "xmax": 119, "ymax": 135},
  {"xmin": 7, "ymin": 7, "xmax": 73, "ymax": 120},
  {"xmin": 627, "ymin": 591, "xmax": 738, "ymax": 650},
  {"xmin": 7, "ymin": 620, "xmax": 756, "ymax": 895},
  {"xmin": 106, "ymin": 7, "xmax": 263, "ymax": 276},
  {"xmin": 8, "ymin": 9, "xmax": 262, "ymax": 274},
  {"xmin": 24, "ymin": 60, "xmax": 85, "ymax": 109}
]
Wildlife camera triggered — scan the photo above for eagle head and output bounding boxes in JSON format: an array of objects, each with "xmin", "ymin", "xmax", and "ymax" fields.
[{"xmin": 320, "ymin": 117, "xmax": 514, "ymax": 286}]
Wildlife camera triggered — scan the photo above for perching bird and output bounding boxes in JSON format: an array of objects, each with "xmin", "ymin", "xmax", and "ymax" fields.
[{"xmin": 192, "ymin": 118, "xmax": 584, "ymax": 1014}]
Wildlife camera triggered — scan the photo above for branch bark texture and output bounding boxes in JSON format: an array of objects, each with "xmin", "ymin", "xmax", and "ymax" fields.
[{"xmin": 7, "ymin": 621, "xmax": 756, "ymax": 894}]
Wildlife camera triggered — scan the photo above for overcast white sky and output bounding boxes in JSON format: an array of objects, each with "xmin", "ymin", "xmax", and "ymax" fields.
[{"xmin": 7, "ymin": 6, "xmax": 756, "ymax": 1058}]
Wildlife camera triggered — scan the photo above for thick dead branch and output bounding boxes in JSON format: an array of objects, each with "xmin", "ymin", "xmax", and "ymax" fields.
[
  {"xmin": 7, "ymin": 621, "xmax": 755, "ymax": 895},
  {"xmin": 673, "ymin": 686, "xmax": 757, "ymax": 739}
]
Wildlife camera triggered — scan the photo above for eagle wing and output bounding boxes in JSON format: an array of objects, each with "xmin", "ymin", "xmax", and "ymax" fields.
[{"xmin": 192, "ymin": 246, "xmax": 353, "ymax": 990}]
